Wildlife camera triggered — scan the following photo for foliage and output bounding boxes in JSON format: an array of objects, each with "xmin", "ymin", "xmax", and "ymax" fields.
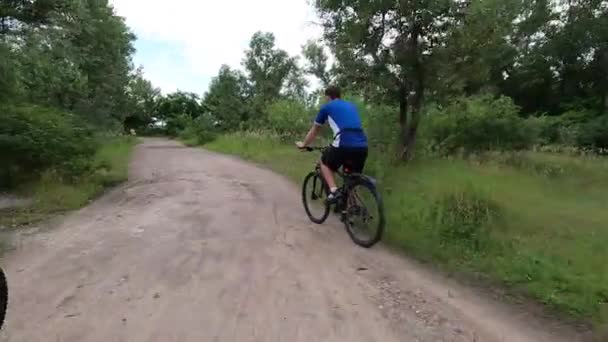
[
  {"xmin": 179, "ymin": 114, "xmax": 219, "ymax": 145},
  {"xmin": 302, "ymin": 40, "xmax": 331, "ymax": 87},
  {"xmin": 203, "ymin": 65, "xmax": 249, "ymax": 130},
  {"xmin": 265, "ymin": 100, "xmax": 312, "ymax": 140},
  {"xmin": 155, "ymin": 92, "xmax": 204, "ymax": 136},
  {"xmin": 0, "ymin": 105, "xmax": 97, "ymax": 188},
  {"xmin": 0, "ymin": 0, "xmax": 145, "ymax": 190},
  {"xmin": 242, "ymin": 31, "xmax": 299, "ymax": 117},
  {"xmin": 0, "ymin": 42, "xmax": 20, "ymax": 102},
  {"xmin": 577, "ymin": 115, "xmax": 608, "ymax": 150},
  {"xmin": 124, "ymin": 67, "xmax": 161, "ymax": 131},
  {"xmin": 424, "ymin": 95, "xmax": 538, "ymax": 154},
  {"xmin": 0, "ymin": 137, "xmax": 137, "ymax": 228}
]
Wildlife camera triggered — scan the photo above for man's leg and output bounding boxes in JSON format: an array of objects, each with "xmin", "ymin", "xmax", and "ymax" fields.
[
  {"xmin": 320, "ymin": 147, "xmax": 342, "ymax": 203},
  {"xmin": 320, "ymin": 162, "xmax": 337, "ymax": 190}
]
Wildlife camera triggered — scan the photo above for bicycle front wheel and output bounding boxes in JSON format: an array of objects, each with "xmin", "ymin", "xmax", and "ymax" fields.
[
  {"xmin": 302, "ymin": 172, "xmax": 330, "ymax": 224},
  {"xmin": 344, "ymin": 180, "xmax": 385, "ymax": 248},
  {"xmin": 0, "ymin": 267, "xmax": 7, "ymax": 329}
]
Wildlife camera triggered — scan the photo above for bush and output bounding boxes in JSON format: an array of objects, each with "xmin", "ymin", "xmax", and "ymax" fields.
[
  {"xmin": 265, "ymin": 99, "xmax": 312, "ymax": 141},
  {"xmin": 424, "ymin": 95, "xmax": 538, "ymax": 154},
  {"xmin": 576, "ymin": 115, "xmax": 608, "ymax": 151},
  {"xmin": 357, "ymin": 101, "xmax": 400, "ymax": 152},
  {"xmin": 179, "ymin": 114, "xmax": 219, "ymax": 145},
  {"xmin": 0, "ymin": 105, "xmax": 97, "ymax": 187},
  {"xmin": 530, "ymin": 115, "xmax": 577, "ymax": 146}
]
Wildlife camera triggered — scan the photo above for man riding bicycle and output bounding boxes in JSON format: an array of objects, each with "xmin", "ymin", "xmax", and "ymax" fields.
[{"xmin": 296, "ymin": 86, "xmax": 368, "ymax": 204}]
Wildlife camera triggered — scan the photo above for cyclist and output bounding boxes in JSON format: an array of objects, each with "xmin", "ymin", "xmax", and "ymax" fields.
[{"xmin": 296, "ymin": 86, "xmax": 368, "ymax": 204}]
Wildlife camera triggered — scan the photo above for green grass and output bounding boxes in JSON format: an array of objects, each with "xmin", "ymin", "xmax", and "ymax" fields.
[
  {"xmin": 0, "ymin": 136, "xmax": 138, "ymax": 229},
  {"xmin": 206, "ymin": 132, "xmax": 608, "ymax": 325}
]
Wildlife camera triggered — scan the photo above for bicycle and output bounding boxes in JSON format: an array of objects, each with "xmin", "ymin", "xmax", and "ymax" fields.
[{"xmin": 300, "ymin": 146, "xmax": 385, "ymax": 248}]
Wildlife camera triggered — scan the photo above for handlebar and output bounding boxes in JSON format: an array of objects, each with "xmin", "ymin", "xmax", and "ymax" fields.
[{"xmin": 300, "ymin": 146, "xmax": 326, "ymax": 152}]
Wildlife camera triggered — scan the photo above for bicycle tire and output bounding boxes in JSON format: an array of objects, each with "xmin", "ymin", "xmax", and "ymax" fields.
[
  {"xmin": 0, "ymin": 267, "xmax": 7, "ymax": 330},
  {"xmin": 343, "ymin": 179, "xmax": 385, "ymax": 248},
  {"xmin": 302, "ymin": 171, "xmax": 330, "ymax": 224}
]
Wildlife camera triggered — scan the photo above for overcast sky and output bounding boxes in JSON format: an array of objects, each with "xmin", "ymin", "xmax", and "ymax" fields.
[{"xmin": 110, "ymin": 0, "xmax": 323, "ymax": 95}]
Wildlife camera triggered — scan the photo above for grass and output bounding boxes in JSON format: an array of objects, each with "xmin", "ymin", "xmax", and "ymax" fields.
[
  {"xmin": 206, "ymin": 132, "xmax": 608, "ymax": 325},
  {"xmin": 0, "ymin": 136, "xmax": 138, "ymax": 229}
]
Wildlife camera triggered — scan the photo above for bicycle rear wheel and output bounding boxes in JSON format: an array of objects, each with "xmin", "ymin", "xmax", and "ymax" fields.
[
  {"xmin": 302, "ymin": 171, "xmax": 330, "ymax": 224},
  {"xmin": 343, "ymin": 179, "xmax": 384, "ymax": 248}
]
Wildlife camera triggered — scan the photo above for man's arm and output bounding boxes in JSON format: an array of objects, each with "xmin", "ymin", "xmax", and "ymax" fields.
[
  {"xmin": 301, "ymin": 124, "xmax": 321, "ymax": 147},
  {"xmin": 297, "ymin": 104, "xmax": 327, "ymax": 148}
]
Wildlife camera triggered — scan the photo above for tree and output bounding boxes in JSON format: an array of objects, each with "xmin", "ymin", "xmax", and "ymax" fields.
[
  {"xmin": 315, "ymin": 0, "xmax": 471, "ymax": 159},
  {"xmin": 124, "ymin": 67, "xmax": 161, "ymax": 131},
  {"xmin": 431, "ymin": 0, "xmax": 521, "ymax": 99},
  {"xmin": 1, "ymin": 0, "xmax": 137, "ymax": 129},
  {"xmin": 302, "ymin": 39, "xmax": 332, "ymax": 87},
  {"xmin": 155, "ymin": 91, "xmax": 203, "ymax": 136},
  {"xmin": 242, "ymin": 31, "xmax": 297, "ymax": 115},
  {"xmin": 0, "ymin": 41, "xmax": 21, "ymax": 102},
  {"xmin": 67, "ymin": 0, "xmax": 136, "ymax": 127},
  {"xmin": 283, "ymin": 61, "xmax": 310, "ymax": 102},
  {"xmin": 156, "ymin": 91, "xmax": 202, "ymax": 118},
  {"xmin": 499, "ymin": 0, "xmax": 608, "ymax": 115},
  {"xmin": 203, "ymin": 65, "xmax": 249, "ymax": 130}
]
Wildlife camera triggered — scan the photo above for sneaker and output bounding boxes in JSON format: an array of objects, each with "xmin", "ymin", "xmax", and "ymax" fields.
[{"xmin": 326, "ymin": 190, "xmax": 342, "ymax": 205}]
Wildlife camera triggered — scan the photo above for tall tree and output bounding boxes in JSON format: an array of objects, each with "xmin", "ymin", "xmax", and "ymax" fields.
[
  {"xmin": 67, "ymin": 0, "xmax": 135, "ymax": 126},
  {"xmin": 315, "ymin": 0, "xmax": 471, "ymax": 159},
  {"xmin": 283, "ymin": 61, "xmax": 310, "ymax": 102},
  {"xmin": 1, "ymin": 0, "xmax": 137, "ymax": 128},
  {"xmin": 302, "ymin": 39, "xmax": 332, "ymax": 87},
  {"xmin": 203, "ymin": 65, "xmax": 249, "ymax": 130},
  {"xmin": 124, "ymin": 67, "xmax": 161, "ymax": 131},
  {"xmin": 432, "ymin": 0, "xmax": 522, "ymax": 99},
  {"xmin": 242, "ymin": 31, "xmax": 297, "ymax": 115}
]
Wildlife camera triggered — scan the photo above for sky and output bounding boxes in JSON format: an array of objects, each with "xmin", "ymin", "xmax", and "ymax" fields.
[{"xmin": 110, "ymin": 0, "xmax": 324, "ymax": 95}]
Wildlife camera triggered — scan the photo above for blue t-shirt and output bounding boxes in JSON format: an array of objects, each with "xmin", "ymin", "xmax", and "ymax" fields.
[{"xmin": 314, "ymin": 99, "xmax": 368, "ymax": 148}]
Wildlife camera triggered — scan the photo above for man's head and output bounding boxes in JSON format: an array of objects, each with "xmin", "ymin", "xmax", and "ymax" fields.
[{"xmin": 324, "ymin": 85, "xmax": 341, "ymax": 101}]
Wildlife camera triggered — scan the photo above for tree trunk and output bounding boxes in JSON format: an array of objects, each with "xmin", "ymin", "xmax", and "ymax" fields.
[
  {"xmin": 398, "ymin": 81, "xmax": 409, "ymax": 156},
  {"xmin": 399, "ymin": 22, "xmax": 424, "ymax": 161},
  {"xmin": 601, "ymin": 49, "xmax": 608, "ymax": 115},
  {"xmin": 401, "ymin": 86, "xmax": 423, "ymax": 160}
]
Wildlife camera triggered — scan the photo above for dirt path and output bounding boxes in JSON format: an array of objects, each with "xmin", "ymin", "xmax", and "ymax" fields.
[{"xmin": 0, "ymin": 139, "xmax": 588, "ymax": 342}]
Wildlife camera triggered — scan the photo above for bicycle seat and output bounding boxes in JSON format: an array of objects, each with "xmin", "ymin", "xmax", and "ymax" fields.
[{"xmin": 342, "ymin": 163, "xmax": 361, "ymax": 177}]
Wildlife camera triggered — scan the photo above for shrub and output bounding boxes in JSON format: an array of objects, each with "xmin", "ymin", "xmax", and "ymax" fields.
[
  {"xmin": 358, "ymin": 101, "xmax": 400, "ymax": 152},
  {"xmin": 530, "ymin": 115, "xmax": 577, "ymax": 146},
  {"xmin": 576, "ymin": 115, "xmax": 608, "ymax": 151},
  {"xmin": 165, "ymin": 113, "xmax": 195, "ymax": 137},
  {"xmin": 424, "ymin": 95, "xmax": 538, "ymax": 154},
  {"xmin": 0, "ymin": 105, "xmax": 97, "ymax": 187},
  {"xmin": 180, "ymin": 114, "xmax": 219, "ymax": 145},
  {"xmin": 265, "ymin": 99, "xmax": 312, "ymax": 141}
]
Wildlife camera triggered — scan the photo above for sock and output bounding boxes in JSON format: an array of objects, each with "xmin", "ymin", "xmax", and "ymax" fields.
[{"xmin": 330, "ymin": 187, "xmax": 338, "ymax": 194}]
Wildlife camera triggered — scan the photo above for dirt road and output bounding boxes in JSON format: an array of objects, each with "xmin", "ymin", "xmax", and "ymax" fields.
[{"xmin": 0, "ymin": 139, "xmax": 587, "ymax": 342}]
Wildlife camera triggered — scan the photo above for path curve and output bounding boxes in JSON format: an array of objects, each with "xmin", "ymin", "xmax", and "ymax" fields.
[{"xmin": 0, "ymin": 139, "xmax": 588, "ymax": 341}]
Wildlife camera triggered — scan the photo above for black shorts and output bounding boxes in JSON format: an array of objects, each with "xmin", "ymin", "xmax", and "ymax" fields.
[{"xmin": 321, "ymin": 146, "xmax": 368, "ymax": 173}]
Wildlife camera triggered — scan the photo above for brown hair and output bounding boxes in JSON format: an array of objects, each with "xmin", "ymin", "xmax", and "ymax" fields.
[{"xmin": 324, "ymin": 85, "xmax": 341, "ymax": 100}]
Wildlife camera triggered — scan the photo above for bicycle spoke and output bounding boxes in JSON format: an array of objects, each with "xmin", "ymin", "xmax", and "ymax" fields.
[
  {"xmin": 345, "ymin": 182, "xmax": 383, "ymax": 246},
  {"xmin": 302, "ymin": 172, "xmax": 330, "ymax": 224}
]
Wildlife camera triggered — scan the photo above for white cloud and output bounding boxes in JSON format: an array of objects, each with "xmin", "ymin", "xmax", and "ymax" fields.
[{"xmin": 111, "ymin": 0, "xmax": 323, "ymax": 94}]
